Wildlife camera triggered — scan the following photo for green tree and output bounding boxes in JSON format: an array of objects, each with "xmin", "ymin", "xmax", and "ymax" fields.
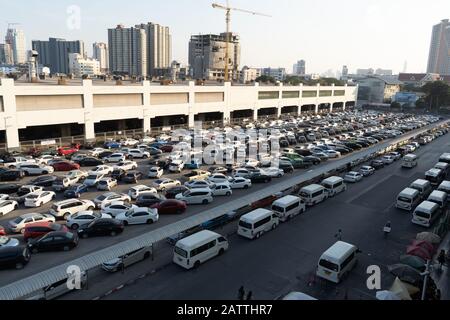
[
  {"xmin": 422, "ymin": 81, "xmax": 450, "ymax": 110},
  {"xmin": 255, "ymin": 75, "xmax": 276, "ymax": 84},
  {"xmin": 415, "ymin": 98, "xmax": 427, "ymax": 109}
]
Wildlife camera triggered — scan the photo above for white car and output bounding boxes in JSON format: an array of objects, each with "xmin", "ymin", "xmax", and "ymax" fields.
[
  {"xmin": 208, "ymin": 174, "xmax": 230, "ymax": 184},
  {"xmin": 36, "ymin": 155, "xmax": 56, "ymax": 165},
  {"xmin": 382, "ymin": 155, "xmax": 395, "ymax": 164},
  {"xmin": 148, "ymin": 167, "xmax": 164, "ymax": 179},
  {"xmin": 121, "ymin": 138, "xmax": 139, "ymax": 146},
  {"xmin": 344, "ymin": 171, "xmax": 363, "ymax": 183},
  {"xmin": 49, "ymin": 199, "xmax": 96, "ymax": 220},
  {"xmin": 169, "ymin": 160, "xmax": 185, "ymax": 173},
  {"xmin": 115, "ymin": 207, "xmax": 159, "ymax": 226},
  {"xmin": 360, "ymin": 166, "xmax": 375, "ymax": 177},
  {"xmin": 113, "ymin": 161, "xmax": 138, "ymax": 171},
  {"xmin": 211, "ymin": 183, "xmax": 233, "ymax": 197},
  {"xmin": 90, "ymin": 148, "xmax": 106, "ymax": 157},
  {"xmin": 19, "ymin": 164, "xmax": 54, "ymax": 176},
  {"xmin": 66, "ymin": 211, "xmax": 112, "ymax": 230},
  {"xmin": 127, "ymin": 149, "xmax": 150, "ymax": 159},
  {"xmin": 93, "ymin": 192, "xmax": 131, "ymax": 209},
  {"xmin": 0, "ymin": 200, "xmax": 18, "ymax": 217},
  {"xmin": 66, "ymin": 169, "xmax": 89, "ymax": 181},
  {"xmin": 262, "ymin": 167, "xmax": 285, "ymax": 178},
  {"xmin": 97, "ymin": 178, "xmax": 118, "ymax": 191},
  {"xmin": 24, "ymin": 191, "xmax": 56, "ymax": 207},
  {"xmin": 233, "ymin": 168, "xmax": 251, "ymax": 178},
  {"xmin": 228, "ymin": 177, "xmax": 252, "ymax": 189},
  {"xmin": 323, "ymin": 150, "xmax": 341, "ymax": 158},
  {"xmin": 388, "ymin": 152, "xmax": 402, "ymax": 160},
  {"xmin": 128, "ymin": 185, "xmax": 158, "ymax": 200},
  {"xmin": 104, "ymin": 153, "xmax": 126, "ymax": 163},
  {"xmin": 83, "ymin": 173, "xmax": 105, "ymax": 187},
  {"xmin": 175, "ymin": 188, "xmax": 214, "ymax": 205},
  {"xmin": 101, "ymin": 201, "xmax": 139, "ymax": 218},
  {"xmin": 5, "ymin": 156, "xmax": 37, "ymax": 169},
  {"xmin": 152, "ymin": 179, "xmax": 181, "ymax": 191},
  {"xmin": 185, "ymin": 180, "xmax": 215, "ymax": 189},
  {"xmin": 89, "ymin": 165, "xmax": 114, "ymax": 176},
  {"xmin": 8, "ymin": 213, "xmax": 55, "ymax": 234}
]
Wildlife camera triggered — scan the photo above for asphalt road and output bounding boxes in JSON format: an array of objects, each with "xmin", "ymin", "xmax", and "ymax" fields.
[{"xmin": 59, "ymin": 128, "xmax": 450, "ymax": 300}]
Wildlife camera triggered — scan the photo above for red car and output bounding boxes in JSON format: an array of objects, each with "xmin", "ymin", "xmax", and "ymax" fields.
[
  {"xmin": 151, "ymin": 200, "xmax": 187, "ymax": 215},
  {"xmin": 58, "ymin": 146, "xmax": 79, "ymax": 156},
  {"xmin": 0, "ymin": 226, "xmax": 6, "ymax": 236},
  {"xmin": 52, "ymin": 161, "xmax": 80, "ymax": 171},
  {"xmin": 160, "ymin": 145, "xmax": 174, "ymax": 153},
  {"xmin": 23, "ymin": 221, "xmax": 69, "ymax": 242}
]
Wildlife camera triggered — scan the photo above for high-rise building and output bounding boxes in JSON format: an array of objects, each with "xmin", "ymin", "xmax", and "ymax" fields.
[
  {"xmin": 427, "ymin": 19, "xmax": 450, "ymax": 75},
  {"xmin": 108, "ymin": 24, "xmax": 147, "ymax": 77},
  {"xmin": 92, "ymin": 42, "xmax": 109, "ymax": 73},
  {"xmin": 32, "ymin": 38, "xmax": 85, "ymax": 74},
  {"xmin": 136, "ymin": 22, "xmax": 171, "ymax": 77},
  {"xmin": 261, "ymin": 67, "xmax": 286, "ymax": 81},
  {"xmin": 0, "ymin": 43, "xmax": 14, "ymax": 64},
  {"xmin": 5, "ymin": 28, "xmax": 26, "ymax": 64},
  {"xmin": 69, "ymin": 53, "xmax": 100, "ymax": 77},
  {"xmin": 189, "ymin": 33, "xmax": 241, "ymax": 81},
  {"xmin": 293, "ymin": 60, "xmax": 306, "ymax": 75},
  {"xmin": 342, "ymin": 65, "xmax": 349, "ymax": 79}
]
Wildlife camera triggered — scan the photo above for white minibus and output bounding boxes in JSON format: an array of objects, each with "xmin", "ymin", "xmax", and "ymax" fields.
[
  {"xmin": 427, "ymin": 190, "xmax": 447, "ymax": 209},
  {"xmin": 271, "ymin": 195, "xmax": 306, "ymax": 222},
  {"xmin": 173, "ymin": 230, "xmax": 228, "ymax": 269},
  {"xmin": 316, "ymin": 241, "xmax": 359, "ymax": 284},
  {"xmin": 396, "ymin": 188, "xmax": 421, "ymax": 211},
  {"xmin": 434, "ymin": 162, "xmax": 450, "ymax": 176},
  {"xmin": 409, "ymin": 179, "xmax": 432, "ymax": 199},
  {"xmin": 238, "ymin": 208, "xmax": 279, "ymax": 239},
  {"xmin": 402, "ymin": 154, "xmax": 418, "ymax": 168},
  {"xmin": 299, "ymin": 184, "xmax": 328, "ymax": 206},
  {"xmin": 425, "ymin": 168, "xmax": 445, "ymax": 186},
  {"xmin": 321, "ymin": 176, "xmax": 347, "ymax": 197},
  {"xmin": 439, "ymin": 153, "xmax": 450, "ymax": 164},
  {"xmin": 437, "ymin": 181, "xmax": 450, "ymax": 201},
  {"xmin": 412, "ymin": 201, "xmax": 441, "ymax": 228}
]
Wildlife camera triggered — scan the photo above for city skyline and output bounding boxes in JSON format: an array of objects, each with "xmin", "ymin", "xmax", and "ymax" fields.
[{"xmin": 0, "ymin": 0, "xmax": 449, "ymax": 74}]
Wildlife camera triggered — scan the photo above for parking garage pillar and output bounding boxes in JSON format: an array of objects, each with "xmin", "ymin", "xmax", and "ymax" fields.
[
  {"xmin": 223, "ymin": 110, "xmax": 231, "ymax": 125},
  {"xmin": 61, "ymin": 124, "xmax": 71, "ymax": 137},
  {"xmin": 84, "ymin": 121, "xmax": 95, "ymax": 141},
  {"xmin": 188, "ymin": 113, "xmax": 195, "ymax": 129},
  {"xmin": 315, "ymin": 104, "xmax": 319, "ymax": 114},
  {"xmin": 1, "ymin": 79, "xmax": 20, "ymax": 150}
]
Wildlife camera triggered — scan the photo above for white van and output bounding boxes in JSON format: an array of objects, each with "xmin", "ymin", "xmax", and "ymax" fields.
[
  {"xmin": 412, "ymin": 201, "xmax": 441, "ymax": 228},
  {"xmin": 173, "ymin": 230, "xmax": 228, "ymax": 270},
  {"xmin": 402, "ymin": 154, "xmax": 418, "ymax": 168},
  {"xmin": 427, "ymin": 190, "xmax": 447, "ymax": 209},
  {"xmin": 425, "ymin": 168, "xmax": 445, "ymax": 186},
  {"xmin": 434, "ymin": 162, "xmax": 450, "ymax": 176},
  {"xmin": 409, "ymin": 179, "xmax": 432, "ymax": 199},
  {"xmin": 396, "ymin": 188, "xmax": 421, "ymax": 211},
  {"xmin": 316, "ymin": 241, "xmax": 359, "ymax": 284},
  {"xmin": 321, "ymin": 176, "xmax": 347, "ymax": 197},
  {"xmin": 439, "ymin": 153, "xmax": 450, "ymax": 164},
  {"xmin": 437, "ymin": 181, "xmax": 450, "ymax": 201},
  {"xmin": 238, "ymin": 209, "xmax": 279, "ymax": 239},
  {"xmin": 299, "ymin": 184, "xmax": 328, "ymax": 206},
  {"xmin": 271, "ymin": 195, "xmax": 306, "ymax": 222}
]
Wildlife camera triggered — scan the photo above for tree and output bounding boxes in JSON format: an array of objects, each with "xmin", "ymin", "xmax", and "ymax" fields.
[
  {"xmin": 415, "ymin": 98, "xmax": 427, "ymax": 109},
  {"xmin": 422, "ymin": 81, "xmax": 450, "ymax": 110},
  {"xmin": 255, "ymin": 75, "xmax": 276, "ymax": 84}
]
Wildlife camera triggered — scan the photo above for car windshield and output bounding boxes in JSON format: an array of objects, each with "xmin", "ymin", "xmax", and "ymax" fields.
[
  {"xmin": 125, "ymin": 210, "xmax": 136, "ymax": 217},
  {"xmin": 174, "ymin": 246, "xmax": 188, "ymax": 258},
  {"xmin": 13, "ymin": 216, "xmax": 24, "ymax": 224},
  {"xmin": 27, "ymin": 194, "xmax": 39, "ymax": 199},
  {"xmin": 398, "ymin": 196, "xmax": 412, "ymax": 203},
  {"xmin": 87, "ymin": 175, "xmax": 97, "ymax": 180},
  {"xmin": 97, "ymin": 195, "xmax": 106, "ymax": 201},
  {"xmin": 319, "ymin": 259, "xmax": 339, "ymax": 272}
]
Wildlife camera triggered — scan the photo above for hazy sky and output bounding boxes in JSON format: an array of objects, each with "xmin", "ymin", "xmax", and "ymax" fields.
[{"xmin": 1, "ymin": 0, "xmax": 449, "ymax": 74}]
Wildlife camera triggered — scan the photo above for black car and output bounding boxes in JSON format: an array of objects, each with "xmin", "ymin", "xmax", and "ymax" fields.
[
  {"xmin": 136, "ymin": 193, "xmax": 165, "ymax": 207},
  {"xmin": 98, "ymin": 151, "xmax": 114, "ymax": 159},
  {"xmin": 371, "ymin": 160, "xmax": 385, "ymax": 170},
  {"xmin": 77, "ymin": 157, "xmax": 104, "ymax": 167},
  {"xmin": 77, "ymin": 219, "xmax": 124, "ymax": 238},
  {"xmin": 0, "ymin": 168, "xmax": 24, "ymax": 181},
  {"xmin": 28, "ymin": 231, "xmax": 79, "ymax": 253},
  {"xmin": 165, "ymin": 186, "xmax": 189, "ymax": 199},
  {"xmin": 279, "ymin": 140, "xmax": 289, "ymax": 148},
  {"xmin": 157, "ymin": 159, "xmax": 172, "ymax": 170},
  {"xmin": 294, "ymin": 148, "xmax": 312, "ymax": 157},
  {"xmin": 0, "ymin": 183, "xmax": 21, "ymax": 194},
  {"xmin": 344, "ymin": 142, "xmax": 362, "ymax": 150},
  {"xmin": 304, "ymin": 156, "xmax": 321, "ymax": 165},
  {"xmin": 0, "ymin": 246, "xmax": 31, "ymax": 270},
  {"xmin": 111, "ymin": 169, "xmax": 127, "ymax": 181},
  {"xmin": 30, "ymin": 175, "xmax": 58, "ymax": 187},
  {"xmin": 249, "ymin": 173, "xmax": 272, "ymax": 183},
  {"xmin": 123, "ymin": 171, "xmax": 144, "ymax": 184},
  {"xmin": 335, "ymin": 147, "xmax": 351, "ymax": 155},
  {"xmin": 279, "ymin": 162, "xmax": 294, "ymax": 173}
]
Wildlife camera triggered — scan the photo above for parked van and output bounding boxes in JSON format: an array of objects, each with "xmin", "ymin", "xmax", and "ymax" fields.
[
  {"xmin": 321, "ymin": 176, "xmax": 347, "ymax": 197},
  {"xmin": 299, "ymin": 184, "xmax": 328, "ymax": 206},
  {"xmin": 439, "ymin": 153, "xmax": 450, "ymax": 164},
  {"xmin": 434, "ymin": 162, "xmax": 450, "ymax": 176},
  {"xmin": 396, "ymin": 188, "xmax": 421, "ymax": 211},
  {"xmin": 173, "ymin": 230, "xmax": 228, "ymax": 270},
  {"xmin": 271, "ymin": 195, "xmax": 306, "ymax": 222},
  {"xmin": 437, "ymin": 181, "xmax": 450, "ymax": 201},
  {"xmin": 316, "ymin": 241, "xmax": 359, "ymax": 284},
  {"xmin": 412, "ymin": 201, "xmax": 441, "ymax": 228},
  {"xmin": 402, "ymin": 154, "xmax": 418, "ymax": 168},
  {"xmin": 237, "ymin": 208, "xmax": 279, "ymax": 239},
  {"xmin": 425, "ymin": 168, "xmax": 445, "ymax": 186},
  {"xmin": 409, "ymin": 179, "xmax": 432, "ymax": 199},
  {"xmin": 427, "ymin": 190, "xmax": 447, "ymax": 209}
]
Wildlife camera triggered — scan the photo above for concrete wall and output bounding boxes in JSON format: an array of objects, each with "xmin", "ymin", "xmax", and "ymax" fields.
[{"xmin": 0, "ymin": 79, "xmax": 358, "ymax": 149}]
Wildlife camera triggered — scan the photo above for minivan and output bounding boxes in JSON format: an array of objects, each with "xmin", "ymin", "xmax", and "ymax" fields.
[
  {"xmin": 316, "ymin": 241, "xmax": 359, "ymax": 284},
  {"xmin": 409, "ymin": 179, "xmax": 432, "ymax": 199},
  {"xmin": 396, "ymin": 188, "xmax": 421, "ymax": 211},
  {"xmin": 321, "ymin": 176, "xmax": 347, "ymax": 197},
  {"xmin": 427, "ymin": 190, "xmax": 447, "ymax": 209},
  {"xmin": 425, "ymin": 168, "xmax": 445, "ymax": 186},
  {"xmin": 238, "ymin": 209, "xmax": 279, "ymax": 239},
  {"xmin": 412, "ymin": 201, "xmax": 441, "ymax": 228},
  {"xmin": 271, "ymin": 195, "xmax": 306, "ymax": 222},
  {"xmin": 299, "ymin": 184, "xmax": 328, "ymax": 206},
  {"xmin": 434, "ymin": 162, "xmax": 449, "ymax": 176},
  {"xmin": 437, "ymin": 181, "xmax": 450, "ymax": 201}
]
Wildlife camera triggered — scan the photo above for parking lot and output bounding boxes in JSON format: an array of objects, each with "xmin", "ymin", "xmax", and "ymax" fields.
[{"xmin": 0, "ymin": 110, "xmax": 447, "ymax": 299}]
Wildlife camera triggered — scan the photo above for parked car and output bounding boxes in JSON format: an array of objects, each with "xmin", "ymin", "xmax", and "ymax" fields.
[
  {"xmin": 63, "ymin": 184, "xmax": 90, "ymax": 199},
  {"xmin": 52, "ymin": 176, "xmax": 79, "ymax": 192},
  {"xmin": 211, "ymin": 183, "xmax": 233, "ymax": 197},
  {"xmin": 135, "ymin": 193, "xmax": 166, "ymax": 207},
  {"xmin": 97, "ymin": 178, "xmax": 118, "ymax": 191},
  {"xmin": 52, "ymin": 161, "xmax": 80, "ymax": 172},
  {"xmin": 23, "ymin": 221, "xmax": 69, "ymax": 242},
  {"xmin": 151, "ymin": 200, "xmax": 187, "ymax": 215},
  {"xmin": 83, "ymin": 173, "xmax": 105, "ymax": 188},
  {"xmin": 128, "ymin": 185, "xmax": 157, "ymax": 200},
  {"xmin": 123, "ymin": 171, "xmax": 144, "ymax": 184},
  {"xmin": 148, "ymin": 167, "xmax": 164, "ymax": 179},
  {"xmin": 0, "ymin": 200, "xmax": 18, "ymax": 217},
  {"xmin": 58, "ymin": 146, "xmax": 79, "ymax": 157},
  {"xmin": 111, "ymin": 168, "xmax": 127, "ymax": 181},
  {"xmin": 0, "ymin": 184, "xmax": 23, "ymax": 195},
  {"xmin": 360, "ymin": 166, "xmax": 375, "ymax": 177},
  {"xmin": 104, "ymin": 141, "xmax": 122, "ymax": 149},
  {"xmin": 66, "ymin": 211, "xmax": 112, "ymax": 230},
  {"xmin": 371, "ymin": 160, "xmax": 385, "ymax": 170},
  {"xmin": 104, "ymin": 153, "xmax": 126, "ymax": 163},
  {"xmin": 101, "ymin": 202, "xmax": 138, "ymax": 218},
  {"xmin": 77, "ymin": 219, "xmax": 124, "ymax": 238},
  {"xmin": 77, "ymin": 157, "xmax": 104, "ymax": 167},
  {"xmin": 126, "ymin": 149, "xmax": 150, "ymax": 159},
  {"xmin": 115, "ymin": 207, "xmax": 159, "ymax": 226},
  {"xmin": 228, "ymin": 177, "xmax": 252, "ymax": 189},
  {"xmin": 175, "ymin": 188, "xmax": 213, "ymax": 205},
  {"xmin": 102, "ymin": 246, "xmax": 152, "ymax": 273},
  {"xmin": 0, "ymin": 168, "xmax": 24, "ymax": 181},
  {"xmin": 249, "ymin": 173, "xmax": 272, "ymax": 184},
  {"xmin": 382, "ymin": 155, "xmax": 395, "ymax": 165},
  {"xmin": 0, "ymin": 246, "xmax": 31, "ymax": 270},
  {"xmin": 9, "ymin": 213, "xmax": 56, "ymax": 234},
  {"xmin": 344, "ymin": 171, "xmax": 363, "ymax": 183},
  {"xmin": 164, "ymin": 186, "xmax": 189, "ymax": 199},
  {"xmin": 152, "ymin": 179, "xmax": 181, "ymax": 191},
  {"xmin": 29, "ymin": 175, "xmax": 58, "ymax": 187},
  {"xmin": 24, "ymin": 191, "xmax": 56, "ymax": 208},
  {"xmin": 113, "ymin": 161, "xmax": 138, "ymax": 172},
  {"xmin": 89, "ymin": 165, "xmax": 114, "ymax": 176},
  {"xmin": 49, "ymin": 199, "xmax": 96, "ymax": 220},
  {"xmin": 94, "ymin": 192, "xmax": 131, "ymax": 209},
  {"xmin": 28, "ymin": 231, "xmax": 78, "ymax": 253}
]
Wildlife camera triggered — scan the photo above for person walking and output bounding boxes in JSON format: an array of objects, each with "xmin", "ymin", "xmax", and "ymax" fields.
[
  {"xmin": 238, "ymin": 286, "xmax": 245, "ymax": 300},
  {"xmin": 335, "ymin": 229, "xmax": 343, "ymax": 241},
  {"xmin": 437, "ymin": 250, "xmax": 446, "ymax": 270},
  {"xmin": 246, "ymin": 291, "xmax": 253, "ymax": 301}
]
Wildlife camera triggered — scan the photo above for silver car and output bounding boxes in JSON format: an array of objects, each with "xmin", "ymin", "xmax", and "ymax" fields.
[{"xmin": 102, "ymin": 246, "xmax": 152, "ymax": 272}]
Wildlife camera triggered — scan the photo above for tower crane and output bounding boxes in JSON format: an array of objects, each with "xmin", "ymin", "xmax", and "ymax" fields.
[{"xmin": 212, "ymin": 1, "xmax": 271, "ymax": 82}]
